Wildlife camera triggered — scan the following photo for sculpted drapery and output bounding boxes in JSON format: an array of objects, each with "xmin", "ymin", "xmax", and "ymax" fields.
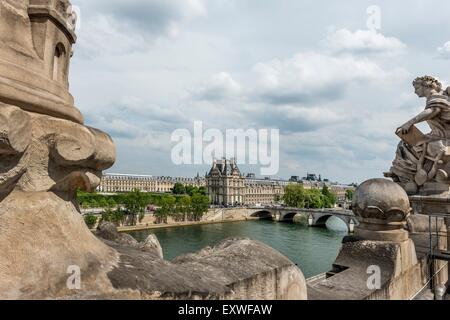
[{"xmin": 386, "ymin": 76, "xmax": 450, "ymax": 192}]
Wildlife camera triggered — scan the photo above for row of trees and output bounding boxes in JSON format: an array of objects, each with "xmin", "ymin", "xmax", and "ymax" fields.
[
  {"xmin": 77, "ymin": 191, "xmax": 186, "ymax": 209},
  {"xmin": 171, "ymin": 183, "xmax": 207, "ymax": 196},
  {"xmin": 153, "ymin": 193, "xmax": 210, "ymax": 224},
  {"xmin": 283, "ymin": 184, "xmax": 337, "ymax": 209},
  {"xmin": 80, "ymin": 189, "xmax": 210, "ymax": 228},
  {"xmin": 83, "ymin": 189, "xmax": 149, "ymax": 227}
]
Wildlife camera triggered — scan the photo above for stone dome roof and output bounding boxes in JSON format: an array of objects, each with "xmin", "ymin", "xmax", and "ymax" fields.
[{"xmin": 352, "ymin": 178, "xmax": 411, "ymax": 222}]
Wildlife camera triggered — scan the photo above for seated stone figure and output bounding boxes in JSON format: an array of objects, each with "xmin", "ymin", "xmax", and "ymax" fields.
[{"xmin": 385, "ymin": 76, "xmax": 450, "ymax": 194}]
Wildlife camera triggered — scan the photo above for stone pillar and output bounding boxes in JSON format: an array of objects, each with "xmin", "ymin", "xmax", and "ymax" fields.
[
  {"xmin": 309, "ymin": 179, "xmax": 424, "ymax": 300},
  {"xmin": 0, "ymin": 0, "xmax": 119, "ymax": 299}
]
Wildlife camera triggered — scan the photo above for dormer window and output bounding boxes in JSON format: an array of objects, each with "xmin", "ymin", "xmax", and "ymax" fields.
[{"xmin": 52, "ymin": 43, "xmax": 66, "ymax": 82}]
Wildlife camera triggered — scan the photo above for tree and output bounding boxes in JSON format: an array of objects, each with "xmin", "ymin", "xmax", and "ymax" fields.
[
  {"xmin": 98, "ymin": 198, "xmax": 109, "ymax": 208},
  {"xmin": 84, "ymin": 214, "xmax": 98, "ymax": 229},
  {"xmin": 190, "ymin": 193, "xmax": 209, "ymax": 221},
  {"xmin": 176, "ymin": 196, "xmax": 192, "ymax": 222},
  {"xmin": 197, "ymin": 186, "xmax": 207, "ymax": 196},
  {"xmin": 122, "ymin": 189, "xmax": 148, "ymax": 226},
  {"xmin": 100, "ymin": 206, "xmax": 125, "ymax": 227},
  {"xmin": 107, "ymin": 198, "xmax": 117, "ymax": 207},
  {"xmin": 88, "ymin": 198, "xmax": 98, "ymax": 209},
  {"xmin": 346, "ymin": 189, "xmax": 354, "ymax": 201},
  {"xmin": 305, "ymin": 189, "xmax": 324, "ymax": 209},
  {"xmin": 283, "ymin": 184, "xmax": 307, "ymax": 208},
  {"xmin": 112, "ymin": 209, "xmax": 125, "ymax": 226},
  {"xmin": 185, "ymin": 185, "xmax": 196, "ymax": 196},
  {"xmin": 321, "ymin": 186, "xmax": 337, "ymax": 208},
  {"xmin": 172, "ymin": 182, "xmax": 186, "ymax": 195},
  {"xmin": 155, "ymin": 195, "xmax": 176, "ymax": 224}
]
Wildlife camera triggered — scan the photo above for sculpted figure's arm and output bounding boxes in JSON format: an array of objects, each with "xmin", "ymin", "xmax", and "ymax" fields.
[{"xmin": 396, "ymin": 107, "xmax": 441, "ymax": 135}]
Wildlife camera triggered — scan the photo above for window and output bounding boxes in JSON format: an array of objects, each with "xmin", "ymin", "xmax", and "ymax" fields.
[{"xmin": 53, "ymin": 43, "xmax": 66, "ymax": 82}]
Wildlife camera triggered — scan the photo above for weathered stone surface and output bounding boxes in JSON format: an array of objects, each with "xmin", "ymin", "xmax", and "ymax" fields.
[
  {"xmin": 309, "ymin": 178, "xmax": 437, "ymax": 300},
  {"xmin": 352, "ymin": 179, "xmax": 411, "ymax": 242},
  {"xmin": 0, "ymin": 0, "xmax": 308, "ymax": 300},
  {"xmin": 94, "ymin": 223, "xmax": 306, "ymax": 300},
  {"xmin": 0, "ymin": 0, "xmax": 82, "ymax": 123},
  {"xmin": 0, "ymin": 108, "xmax": 116, "ymax": 194},
  {"xmin": 0, "ymin": 191, "xmax": 119, "ymax": 300},
  {"xmin": 353, "ymin": 178, "xmax": 411, "ymax": 222},
  {"xmin": 103, "ymin": 235, "xmax": 307, "ymax": 299},
  {"xmin": 96, "ymin": 222, "xmax": 140, "ymax": 247},
  {"xmin": 0, "ymin": 104, "xmax": 31, "ymax": 155},
  {"xmin": 308, "ymin": 239, "xmax": 422, "ymax": 300},
  {"xmin": 141, "ymin": 234, "xmax": 164, "ymax": 259}
]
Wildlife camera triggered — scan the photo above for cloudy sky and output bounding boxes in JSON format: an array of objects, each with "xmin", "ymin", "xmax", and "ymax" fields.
[{"xmin": 70, "ymin": 0, "xmax": 450, "ymax": 184}]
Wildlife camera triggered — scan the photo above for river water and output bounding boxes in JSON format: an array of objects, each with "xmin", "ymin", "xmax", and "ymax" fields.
[{"xmin": 127, "ymin": 217, "xmax": 347, "ymax": 278}]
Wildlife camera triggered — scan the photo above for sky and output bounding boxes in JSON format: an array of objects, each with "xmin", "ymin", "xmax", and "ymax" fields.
[{"xmin": 69, "ymin": 0, "xmax": 450, "ymax": 184}]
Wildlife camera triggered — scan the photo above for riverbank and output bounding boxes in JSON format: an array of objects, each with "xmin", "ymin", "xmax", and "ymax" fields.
[
  {"xmin": 114, "ymin": 207, "xmax": 258, "ymax": 232},
  {"xmin": 117, "ymin": 216, "xmax": 260, "ymax": 232}
]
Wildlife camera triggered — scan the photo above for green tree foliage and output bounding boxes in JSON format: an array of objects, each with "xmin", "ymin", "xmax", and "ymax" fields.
[
  {"xmin": 283, "ymin": 184, "xmax": 307, "ymax": 208},
  {"xmin": 101, "ymin": 207, "xmax": 125, "ymax": 226},
  {"xmin": 155, "ymin": 195, "xmax": 176, "ymax": 224},
  {"xmin": 197, "ymin": 186, "xmax": 207, "ymax": 196},
  {"xmin": 122, "ymin": 189, "xmax": 149, "ymax": 226},
  {"xmin": 283, "ymin": 184, "xmax": 337, "ymax": 209},
  {"xmin": 84, "ymin": 214, "xmax": 98, "ymax": 229},
  {"xmin": 185, "ymin": 185, "xmax": 207, "ymax": 196},
  {"xmin": 172, "ymin": 182, "xmax": 186, "ymax": 195},
  {"xmin": 98, "ymin": 198, "xmax": 109, "ymax": 208},
  {"xmin": 345, "ymin": 189, "xmax": 354, "ymax": 201},
  {"xmin": 107, "ymin": 198, "xmax": 117, "ymax": 207},
  {"xmin": 190, "ymin": 193, "xmax": 210, "ymax": 221},
  {"xmin": 77, "ymin": 188, "xmax": 210, "ymax": 226},
  {"xmin": 305, "ymin": 189, "xmax": 324, "ymax": 209},
  {"xmin": 77, "ymin": 190, "xmax": 188, "ymax": 208},
  {"xmin": 321, "ymin": 186, "xmax": 337, "ymax": 208},
  {"xmin": 176, "ymin": 196, "xmax": 192, "ymax": 222}
]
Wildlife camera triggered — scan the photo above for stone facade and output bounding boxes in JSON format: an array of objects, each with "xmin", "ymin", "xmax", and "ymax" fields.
[
  {"xmin": 97, "ymin": 173, "xmax": 206, "ymax": 193},
  {"xmin": 206, "ymin": 159, "xmax": 246, "ymax": 205},
  {"xmin": 206, "ymin": 159, "xmax": 288, "ymax": 206},
  {"xmin": 245, "ymin": 177, "xmax": 287, "ymax": 206}
]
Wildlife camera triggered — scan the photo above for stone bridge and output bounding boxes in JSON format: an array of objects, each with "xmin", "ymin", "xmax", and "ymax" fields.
[{"xmin": 247, "ymin": 206, "xmax": 358, "ymax": 232}]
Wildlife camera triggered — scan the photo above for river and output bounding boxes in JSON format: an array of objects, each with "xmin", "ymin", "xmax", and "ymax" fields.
[{"xmin": 127, "ymin": 217, "xmax": 347, "ymax": 278}]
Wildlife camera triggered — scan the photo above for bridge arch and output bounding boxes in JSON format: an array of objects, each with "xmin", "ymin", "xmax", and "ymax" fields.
[
  {"xmin": 311, "ymin": 213, "xmax": 354, "ymax": 232},
  {"xmin": 278, "ymin": 212, "xmax": 299, "ymax": 222},
  {"xmin": 250, "ymin": 210, "xmax": 274, "ymax": 220}
]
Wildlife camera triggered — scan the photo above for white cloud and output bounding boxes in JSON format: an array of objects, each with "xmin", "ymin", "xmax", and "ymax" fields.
[
  {"xmin": 93, "ymin": 0, "xmax": 206, "ymax": 34},
  {"xmin": 325, "ymin": 28, "xmax": 406, "ymax": 55},
  {"xmin": 76, "ymin": 15, "xmax": 148, "ymax": 57},
  {"xmin": 438, "ymin": 41, "xmax": 450, "ymax": 59},
  {"xmin": 252, "ymin": 51, "xmax": 407, "ymax": 104},
  {"xmin": 70, "ymin": 0, "xmax": 450, "ymax": 183},
  {"xmin": 256, "ymin": 105, "xmax": 342, "ymax": 133},
  {"xmin": 74, "ymin": 0, "xmax": 207, "ymax": 56},
  {"xmin": 192, "ymin": 72, "xmax": 241, "ymax": 100}
]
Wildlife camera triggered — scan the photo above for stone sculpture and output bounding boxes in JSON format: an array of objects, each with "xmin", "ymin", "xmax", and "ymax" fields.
[
  {"xmin": 352, "ymin": 179, "xmax": 411, "ymax": 242},
  {"xmin": 0, "ymin": 0, "xmax": 307, "ymax": 300},
  {"xmin": 308, "ymin": 179, "xmax": 435, "ymax": 300},
  {"xmin": 385, "ymin": 76, "xmax": 450, "ymax": 195}
]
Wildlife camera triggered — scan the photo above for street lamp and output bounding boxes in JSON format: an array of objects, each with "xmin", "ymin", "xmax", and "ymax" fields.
[
  {"xmin": 349, "ymin": 219, "xmax": 355, "ymax": 233},
  {"xmin": 308, "ymin": 215, "xmax": 313, "ymax": 227}
]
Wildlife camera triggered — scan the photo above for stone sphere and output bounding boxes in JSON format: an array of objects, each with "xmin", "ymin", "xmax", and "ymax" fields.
[{"xmin": 352, "ymin": 178, "xmax": 411, "ymax": 222}]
